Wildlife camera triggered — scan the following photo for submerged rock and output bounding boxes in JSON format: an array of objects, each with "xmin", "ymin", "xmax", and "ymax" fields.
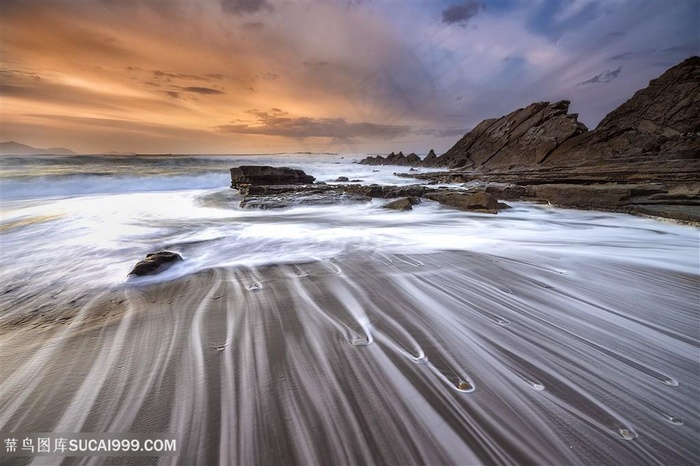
[
  {"xmin": 383, "ymin": 197, "xmax": 421, "ymax": 211},
  {"xmin": 425, "ymin": 191, "xmax": 501, "ymax": 214},
  {"xmin": 129, "ymin": 251, "xmax": 183, "ymax": 277}
]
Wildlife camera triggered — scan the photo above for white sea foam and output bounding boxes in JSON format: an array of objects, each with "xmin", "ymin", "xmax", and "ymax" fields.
[{"xmin": 1, "ymin": 154, "xmax": 698, "ymax": 311}]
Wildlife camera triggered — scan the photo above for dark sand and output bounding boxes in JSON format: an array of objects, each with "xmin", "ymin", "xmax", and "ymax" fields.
[{"xmin": 1, "ymin": 251, "xmax": 698, "ymax": 465}]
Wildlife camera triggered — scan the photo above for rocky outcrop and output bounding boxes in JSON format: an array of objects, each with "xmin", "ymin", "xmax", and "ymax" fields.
[
  {"xmin": 230, "ymin": 166, "xmax": 315, "ymax": 190},
  {"xmin": 544, "ymin": 56, "xmax": 700, "ymax": 170},
  {"xmin": 435, "ymin": 100, "xmax": 588, "ymax": 170},
  {"xmin": 361, "ymin": 57, "xmax": 699, "ymax": 177},
  {"xmin": 228, "ymin": 165, "xmax": 516, "ymax": 213},
  {"xmin": 360, "ymin": 151, "xmax": 424, "ymax": 167},
  {"xmin": 424, "ymin": 191, "xmax": 505, "ymax": 214},
  {"xmin": 383, "ymin": 197, "xmax": 421, "ymax": 211},
  {"xmin": 423, "ymin": 149, "xmax": 438, "ymax": 165},
  {"xmin": 129, "ymin": 251, "xmax": 183, "ymax": 277},
  {"xmin": 230, "ymin": 166, "xmax": 435, "ymax": 209},
  {"xmin": 372, "ymin": 57, "xmax": 700, "ymax": 222}
]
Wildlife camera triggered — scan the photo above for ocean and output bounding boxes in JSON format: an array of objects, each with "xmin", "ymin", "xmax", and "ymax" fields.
[
  {"xmin": 2, "ymin": 154, "xmax": 696, "ymax": 312},
  {"xmin": 1, "ymin": 153, "xmax": 698, "ymax": 464}
]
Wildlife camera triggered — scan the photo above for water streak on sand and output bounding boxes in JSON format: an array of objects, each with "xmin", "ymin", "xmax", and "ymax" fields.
[{"xmin": 1, "ymin": 251, "xmax": 698, "ymax": 465}]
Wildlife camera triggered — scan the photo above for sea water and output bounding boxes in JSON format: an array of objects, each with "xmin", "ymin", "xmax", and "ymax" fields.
[{"xmin": 1, "ymin": 153, "xmax": 697, "ymax": 320}]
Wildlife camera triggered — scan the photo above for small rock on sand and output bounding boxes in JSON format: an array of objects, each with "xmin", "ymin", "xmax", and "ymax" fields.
[{"xmin": 128, "ymin": 251, "xmax": 183, "ymax": 277}]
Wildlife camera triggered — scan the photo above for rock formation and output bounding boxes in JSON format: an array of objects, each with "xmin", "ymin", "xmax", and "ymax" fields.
[
  {"xmin": 424, "ymin": 192, "xmax": 504, "ymax": 214},
  {"xmin": 383, "ymin": 197, "xmax": 421, "ymax": 211},
  {"xmin": 360, "ymin": 151, "xmax": 424, "ymax": 167},
  {"xmin": 361, "ymin": 57, "xmax": 700, "ymax": 222},
  {"xmin": 229, "ymin": 166, "xmax": 507, "ymax": 213},
  {"xmin": 361, "ymin": 56, "xmax": 699, "ymax": 175},
  {"xmin": 230, "ymin": 166, "xmax": 315, "ymax": 190},
  {"xmin": 429, "ymin": 100, "xmax": 588, "ymax": 170},
  {"xmin": 543, "ymin": 56, "xmax": 699, "ymax": 172},
  {"xmin": 129, "ymin": 251, "xmax": 183, "ymax": 277}
]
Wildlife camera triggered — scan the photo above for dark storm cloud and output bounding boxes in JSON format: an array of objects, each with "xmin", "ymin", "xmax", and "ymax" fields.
[
  {"xmin": 215, "ymin": 108, "xmax": 411, "ymax": 140},
  {"xmin": 181, "ymin": 87, "xmax": 225, "ymax": 95},
  {"xmin": 154, "ymin": 70, "xmax": 206, "ymax": 81},
  {"xmin": 126, "ymin": 67, "xmax": 225, "ymax": 83},
  {"xmin": 576, "ymin": 67, "xmax": 622, "ymax": 87},
  {"xmin": 441, "ymin": 1, "xmax": 484, "ymax": 26},
  {"xmin": 220, "ymin": 0, "xmax": 273, "ymax": 15}
]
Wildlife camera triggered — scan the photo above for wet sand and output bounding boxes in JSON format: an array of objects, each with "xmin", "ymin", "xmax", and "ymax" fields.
[{"xmin": 1, "ymin": 250, "xmax": 698, "ymax": 465}]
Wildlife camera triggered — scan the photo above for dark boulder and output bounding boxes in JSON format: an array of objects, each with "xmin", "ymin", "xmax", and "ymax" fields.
[
  {"xmin": 383, "ymin": 197, "xmax": 421, "ymax": 211},
  {"xmin": 425, "ymin": 191, "xmax": 501, "ymax": 214},
  {"xmin": 230, "ymin": 166, "xmax": 315, "ymax": 190},
  {"xmin": 129, "ymin": 251, "xmax": 183, "ymax": 277}
]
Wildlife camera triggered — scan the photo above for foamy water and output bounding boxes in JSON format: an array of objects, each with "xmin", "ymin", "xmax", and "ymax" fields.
[{"xmin": 1, "ymin": 154, "xmax": 697, "ymax": 317}]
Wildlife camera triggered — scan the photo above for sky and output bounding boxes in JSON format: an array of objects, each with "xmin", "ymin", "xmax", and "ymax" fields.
[{"xmin": 1, "ymin": 0, "xmax": 698, "ymax": 155}]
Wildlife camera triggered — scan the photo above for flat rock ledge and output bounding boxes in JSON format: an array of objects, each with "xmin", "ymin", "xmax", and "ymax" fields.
[
  {"xmin": 424, "ymin": 191, "xmax": 501, "ymax": 214},
  {"xmin": 398, "ymin": 170, "xmax": 700, "ymax": 223},
  {"xmin": 231, "ymin": 166, "xmax": 315, "ymax": 191}
]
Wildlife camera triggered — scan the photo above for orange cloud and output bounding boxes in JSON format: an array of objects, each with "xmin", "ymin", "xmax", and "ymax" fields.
[{"xmin": 1, "ymin": 1, "xmax": 414, "ymax": 154}]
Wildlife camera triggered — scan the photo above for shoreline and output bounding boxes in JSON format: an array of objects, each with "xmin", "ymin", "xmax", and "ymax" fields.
[{"xmin": 2, "ymin": 251, "xmax": 698, "ymax": 464}]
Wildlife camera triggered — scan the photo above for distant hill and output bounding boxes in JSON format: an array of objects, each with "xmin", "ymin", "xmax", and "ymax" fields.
[{"xmin": 1, "ymin": 141, "xmax": 78, "ymax": 155}]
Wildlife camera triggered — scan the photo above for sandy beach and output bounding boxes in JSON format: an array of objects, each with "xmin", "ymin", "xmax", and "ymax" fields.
[{"xmin": 2, "ymin": 249, "xmax": 698, "ymax": 465}]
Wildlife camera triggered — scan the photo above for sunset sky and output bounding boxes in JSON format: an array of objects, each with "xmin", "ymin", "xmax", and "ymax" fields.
[{"xmin": 1, "ymin": 0, "xmax": 698, "ymax": 154}]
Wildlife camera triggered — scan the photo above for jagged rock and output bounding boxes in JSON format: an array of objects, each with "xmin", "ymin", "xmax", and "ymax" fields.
[
  {"xmin": 129, "ymin": 251, "xmax": 183, "ymax": 277},
  {"xmin": 230, "ymin": 166, "xmax": 315, "ymax": 190},
  {"xmin": 434, "ymin": 100, "xmax": 588, "ymax": 170},
  {"xmin": 383, "ymin": 57, "xmax": 700, "ymax": 223},
  {"xmin": 425, "ymin": 191, "xmax": 501, "ymax": 214},
  {"xmin": 545, "ymin": 57, "xmax": 700, "ymax": 168},
  {"xmin": 383, "ymin": 197, "xmax": 421, "ymax": 211},
  {"xmin": 359, "ymin": 151, "xmax": 423, "ymax": 167},
  {"xmin": 423, "ymin": 149, "xmax": 438, "ymax": 165}
]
